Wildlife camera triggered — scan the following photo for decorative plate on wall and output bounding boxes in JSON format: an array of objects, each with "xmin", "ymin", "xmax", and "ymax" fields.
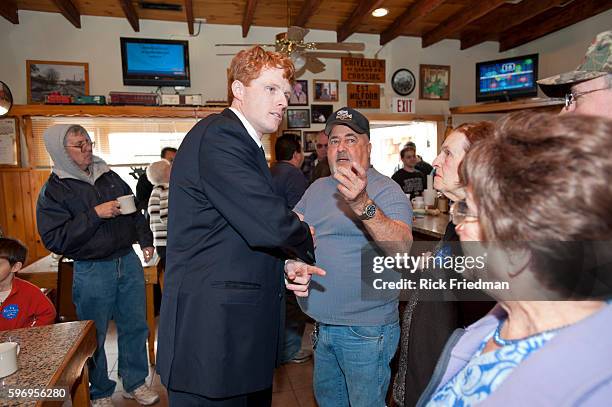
[{"xmin": 391, "ymin": 69, "xmax": 416, "ymax": 96}]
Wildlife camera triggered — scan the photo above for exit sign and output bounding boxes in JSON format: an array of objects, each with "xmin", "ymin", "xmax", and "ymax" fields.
[{"xmin": 393, "ymin": 98, "xmax": 415, "ymax": 113}]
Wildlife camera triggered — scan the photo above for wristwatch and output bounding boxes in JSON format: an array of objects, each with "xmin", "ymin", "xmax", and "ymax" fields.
[{"xmin": 358, "ymin": 201, "xmax": 377, "ymax": 220}]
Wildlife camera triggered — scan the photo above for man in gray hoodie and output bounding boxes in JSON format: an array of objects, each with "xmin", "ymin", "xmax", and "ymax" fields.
[{"xmin": 36, "ymin": 124, "xmax": 159, "ymax": 406}]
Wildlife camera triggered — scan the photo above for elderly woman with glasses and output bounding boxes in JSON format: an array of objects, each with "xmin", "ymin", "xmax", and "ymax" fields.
[
  {"xmin": 418, "ymin": 112, "xmax": 612, "ymax": 406},
  {"xmin": 393, "ymin": 122, "xmax": 496, "ymax": 407}
]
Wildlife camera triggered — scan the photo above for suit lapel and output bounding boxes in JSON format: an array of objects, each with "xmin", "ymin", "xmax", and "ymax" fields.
[{"xmin": 222, "ymin": 109, "xmax": 272, "ymax": 181}]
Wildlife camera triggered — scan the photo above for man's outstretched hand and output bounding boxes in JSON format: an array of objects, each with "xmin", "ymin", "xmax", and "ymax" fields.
[{"xmin": 285, "ymin": 260, "xmax": 326, "ymax": 297}]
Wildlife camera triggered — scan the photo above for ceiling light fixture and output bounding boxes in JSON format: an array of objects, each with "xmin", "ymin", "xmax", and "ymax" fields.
[{"xmin": 371, "ymin": 8, "xmax": 389, "ymax": 17}]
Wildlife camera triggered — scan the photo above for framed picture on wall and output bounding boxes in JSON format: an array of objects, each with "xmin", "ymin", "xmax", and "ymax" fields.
[
  {"xmin": 419, "ymin": 64, "xmax": 450, "ymax": 100},
  {"xmin": 302, "ymin": 131, "xmax": 320, "ymax": 153},
  {"xmin": 313, "ymin": 80, "xmax": 339, "ymax": 102},
  {"xmin": 0, "ymin": 118, "xmax": 20, "ymax": 167},
  {"xmin": 287, "ymin": 109, "xmax": 311, "ymax": 129},
  {"xmin": 289, "ymin": 80, "xmax": 308, "ymax": 106},
  {"xmin": 26, "ymin": 60, "xmax": 89, "ymax": 104},
  {"xmin": 311, "ymin": 104, "xmax": 333, "ymax": 123}
]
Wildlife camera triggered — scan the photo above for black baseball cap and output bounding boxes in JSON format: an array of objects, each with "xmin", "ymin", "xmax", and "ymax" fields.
[{"xmin": 324, "ymin": 107, "xmax": 370, "ymax": 139}]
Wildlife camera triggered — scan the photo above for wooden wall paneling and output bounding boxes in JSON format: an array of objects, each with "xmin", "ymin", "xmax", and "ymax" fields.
[
  {"xmin": 0, "ymin": 168, "xmax": 50, "ymax": 264},
  {"xmin": 0, "ymin": 170, "xmax": 29, "ymax": 247},
  {"xmin": 29, "ymin": 169, "xmax": 51, "ymax": 261},
  {"xmin": 20, "ymin": 170, "xmax": 39, "ymax": 262}
]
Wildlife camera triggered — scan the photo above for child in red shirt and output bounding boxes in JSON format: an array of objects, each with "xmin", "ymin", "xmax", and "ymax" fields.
[{"xmin": 0, "ymin": 238, "xmax": 56, "ymax": 330}]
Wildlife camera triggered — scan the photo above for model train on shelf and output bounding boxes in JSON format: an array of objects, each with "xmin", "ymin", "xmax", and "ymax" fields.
[
  {"xmin": 41, "ymin": 92, "xmax": 213, "ymax": 106},
  {"xmin": 44, "ymin": 92, "xmax": 107, "ymax": 105}
]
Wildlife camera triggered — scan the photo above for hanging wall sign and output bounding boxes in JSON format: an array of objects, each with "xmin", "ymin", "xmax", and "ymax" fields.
[
  {"xmin": 341, "ymin": 58, "xmax": 386, "ymax": 83},
  {"xmin": 392, "ymin": 98, "xmax": 415, "ymax": 113},
  {"xmin": 347, "ymin": 84, "xmax": 380, "ymax": 109}
]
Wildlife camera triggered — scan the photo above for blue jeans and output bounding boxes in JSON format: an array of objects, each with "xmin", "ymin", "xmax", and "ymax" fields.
[
  {"xmin": 73, "ymin": 250, "xmax": 149, "ymax": 400},
  {"xmin": 313, "ymin": 321, "xmax": 400, "ymax": 407}
]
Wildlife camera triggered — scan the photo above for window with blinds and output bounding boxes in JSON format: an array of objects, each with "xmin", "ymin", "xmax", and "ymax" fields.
[{"xmin": 29, "ymin": 116, "xmax": 274, "ymax": 168}]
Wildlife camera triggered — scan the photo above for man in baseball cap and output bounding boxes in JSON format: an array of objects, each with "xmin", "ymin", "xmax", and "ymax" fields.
[
  {"xmin": 537, "ymin": 30, "xmax": 611, "ymax": 118},
  {"xmin": 284, "ymin": 106, "xmax": 413, "ymax": 406}
]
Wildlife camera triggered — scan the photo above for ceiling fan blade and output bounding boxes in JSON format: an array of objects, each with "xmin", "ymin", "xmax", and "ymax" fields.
[
  {"xmin": 312, "ymin": 42, "xmax": 365, "ymax": 51},
  {"xmin": 215, "ymin": 43, "xmax": 276, "ymax": 47},
  {"xmin": 305, "ymin": 57, "xmax": 326, "ymax": 74},
  {"xmin": 305, "ymin": 51, "xmax": 364, "ymax": 59},
  {"xmin": 288, "ymin": 26, "xmax": 309, "ymax": 41}
]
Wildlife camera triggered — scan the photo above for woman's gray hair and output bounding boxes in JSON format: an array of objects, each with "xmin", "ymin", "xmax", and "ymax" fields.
[{"xmin": 147, "ymin": 159, "xmax": 171, "ymax": 185}]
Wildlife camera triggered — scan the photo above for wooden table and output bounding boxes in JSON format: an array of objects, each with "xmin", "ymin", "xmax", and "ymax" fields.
[
  {"xmin": 0, "ymin": 321, "xmax": 96, "ymax": 406},
  {"xmin": 412, "ymin": 213, "xmax": 449, "ymax": 240},
  {"xmin": 20, "ymin": 247, "xmax": 159, "ymax": 365}
]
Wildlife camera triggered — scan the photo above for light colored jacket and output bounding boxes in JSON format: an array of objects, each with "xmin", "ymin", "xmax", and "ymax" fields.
[{"xmin": 418, "ymin": 304, "xmax": 612, "ymax": 406}]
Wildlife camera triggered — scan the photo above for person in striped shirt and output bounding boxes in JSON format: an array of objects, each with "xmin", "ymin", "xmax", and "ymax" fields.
[{"xmin": 147, "ymin": 159, "xmax": 171, "ymax": 263}]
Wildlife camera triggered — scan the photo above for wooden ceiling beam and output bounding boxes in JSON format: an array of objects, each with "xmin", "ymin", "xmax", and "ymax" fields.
[
  {"xmin": 337, "ymin": 0, "xmax": 384, "ymax": 43},
  {"xmin": 118, "ymin": 0, "xmax": 139, "ymax": 32},
  {"xmin": 421, "ymin": 0, "xmax": 506, "ymax": 48},
  {"xmin": 0, "ymin": 0, "xmax": 18, "ymax": 24},
  {"xmin": 51, "ymin": 0, "xmax": 81, "ymax": 28},
  {"xmin": 380, "ymin": 0, "xmax": 448, "ymax": 46},
  {"xmin": 499, "ymin": 0, "xmax": 612, "ymax": 52},
  {"xmin": 185, "ymin": 0, "xmax": 194, "ymax": 35},
  {"xmin": 460, "ymin": 0, "xmax": 569, "ymax": 50},
  {"xmin": 242, "ymin": 0, "xmax": 258, "ymax": 37},
  {"xmin": 294, "ymin": 0, "xmax": 324, "ymax": 28}
]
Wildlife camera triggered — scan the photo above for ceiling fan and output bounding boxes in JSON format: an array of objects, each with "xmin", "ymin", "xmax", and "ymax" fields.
[{"xmin": 216, "ymin": 26, "xmax": 365, "ymax": 75}]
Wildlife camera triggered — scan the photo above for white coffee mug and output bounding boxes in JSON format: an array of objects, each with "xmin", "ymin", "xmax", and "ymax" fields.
[
  {"xmin": 0, "ymin": 342, "xmax": 20, "ymax": 378},
  {"xmin": 117, "ymin": 194, "xmax": 137, "ymax": 215},
  {"xmin": 411, "ymin": 197, "xmax": 425, "ymax": 209}
]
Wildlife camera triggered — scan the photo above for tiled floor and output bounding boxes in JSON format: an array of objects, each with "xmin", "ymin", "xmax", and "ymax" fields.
[{"xmin": 92, "ymin": 321, "xmax": 317, "ymax": 406}]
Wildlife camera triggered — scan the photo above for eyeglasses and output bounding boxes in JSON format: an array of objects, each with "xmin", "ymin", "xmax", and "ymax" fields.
[
  {"xmin": 316, "ymin": 143, "xmax": 328, "ymax": 149},
  {"xmin": 564, "ymin": 86, "xmax": 611, "ymax": 110},
  {"xmin": 66, "ymin": 141, "xmax": 95, "ymax": 152},
  {"xmin": 450, "ymin": 201, "xmax": 478, "ymax": 226}
]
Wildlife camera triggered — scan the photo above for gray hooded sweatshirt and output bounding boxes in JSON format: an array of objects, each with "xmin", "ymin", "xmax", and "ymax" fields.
[{"xmin": 43, "ymin": 124, "xmax": 110, "ymax": 185}]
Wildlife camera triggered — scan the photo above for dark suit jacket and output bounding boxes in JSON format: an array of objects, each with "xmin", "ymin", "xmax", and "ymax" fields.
[
  {"xmin": 157, "ymin": 109, "xmax": 315, "ymax": 398},
  {"xmin": 270, "ymin": 161, "xmax": 308, "ymax": 209}
]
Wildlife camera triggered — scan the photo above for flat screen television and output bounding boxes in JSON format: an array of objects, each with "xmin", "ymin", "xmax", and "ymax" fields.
[
  {"xmin": 120, "ymin": 37, "xmax": 190, "ymax": 87},
  {"xmin": 476, "ymin": 54, "xmax": 538, "ymax": 102}
]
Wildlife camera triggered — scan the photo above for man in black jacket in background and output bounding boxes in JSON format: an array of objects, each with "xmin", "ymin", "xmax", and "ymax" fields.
[{"xmin": 157, "ymin": 46, "xmax": 323, "ymax": 406}]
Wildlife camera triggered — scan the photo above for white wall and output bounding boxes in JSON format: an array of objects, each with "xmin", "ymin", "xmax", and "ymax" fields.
[{"xmin": 1, "ymin": 8, "xmax": 611, "ymax": 122}]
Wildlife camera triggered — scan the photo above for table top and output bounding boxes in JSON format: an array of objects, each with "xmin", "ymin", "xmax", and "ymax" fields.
[
  {"xmin": 0, "ymin": 321, "xmax": 96, "ymax": 406},
  {"xmin": 412, "ymin": 213, "xmax": 450, "ymax": 239}
]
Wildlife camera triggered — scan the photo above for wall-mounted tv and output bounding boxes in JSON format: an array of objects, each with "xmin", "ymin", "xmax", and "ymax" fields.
[
  {"xmin": 476, "ymin": 54, "xmax": 538, "ymax": 102},
  {"xmin": 120, "ymin": 37, "xmax": 190, "ymax": 87}
]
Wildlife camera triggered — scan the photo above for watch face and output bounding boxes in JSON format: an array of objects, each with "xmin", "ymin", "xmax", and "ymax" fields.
[
  {"xmin": 392, "ymin": 69, "xmax": 416, "ymax": 96},
  {"xmin": 365, "ymin": 204, "xmax": 376, "ymax": 218}
]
